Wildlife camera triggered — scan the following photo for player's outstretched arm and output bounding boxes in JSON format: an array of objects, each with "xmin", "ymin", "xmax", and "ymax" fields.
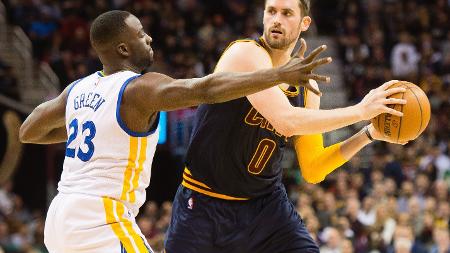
[
  {"xmin": 19, "ymin": 85, "xmax": 70, "ymax": 144},
  {"xmin": 123, "ymin": 52, "xmax": 330, "ymax": 113},
  {"xmin": 295, "ymin": 81, "xmax": 407, "ymax": 184},
  {"xmin": 217, "ymin": 41, "xmax": 407, "ymax": 136}
]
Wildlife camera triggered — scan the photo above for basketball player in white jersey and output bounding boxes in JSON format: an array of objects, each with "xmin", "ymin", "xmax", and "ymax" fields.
[{"xmin": 19, "ymin": 10, "xmax": 331, "ymax": 253}]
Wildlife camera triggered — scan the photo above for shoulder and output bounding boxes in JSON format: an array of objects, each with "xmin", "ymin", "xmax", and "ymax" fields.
[
  {"xmin": 216, "ymin": 40, "xmax": 273, "ymax": 71},
  {"xmin": 129, "ymin": 72, "xmax": 173, "ymax": 89},
  {"xmin": 122, "ymin": 72, "xmax": 174, "ymax": 106},
  {"xmin": 223, "ymin": 40, "xmax": 272, "ymax": 62}
]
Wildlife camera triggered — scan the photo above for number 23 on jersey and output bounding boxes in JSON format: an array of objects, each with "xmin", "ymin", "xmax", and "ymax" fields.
[{"xmin": 65, "ymin": 118, "xmax": 96, "ymax": 162}]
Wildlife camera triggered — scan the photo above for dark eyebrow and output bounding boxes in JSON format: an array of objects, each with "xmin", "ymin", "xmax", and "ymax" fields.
[{"xmin": 282, "ymin": 8, "xmax": 294, "ymax": 14}]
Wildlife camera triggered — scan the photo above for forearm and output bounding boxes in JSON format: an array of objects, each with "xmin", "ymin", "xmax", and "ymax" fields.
[
  {"xmin": 295, "ymin": 128, "xmax": 372, "ymax": 184},
  {"xmin": 339, "ymin": 127, "xmax": 372, "ymax": 160},
  {"xmin": 287, "ymin": 105, "xmax": 363, "ymax": 135},
  {"xmin": 193, "ymin": 68, "xmax": 282, "ymax": 104},
  {"xmin": 25, "ymin": 126, "xmax": 67, "ymax": 144},
  {"xmin": 20, "ymin": 103, "xmax": 65, "ymax": 143},
  {"xmin": 295, "ymin": 135, "xmax": 347, "ymax": 184}
]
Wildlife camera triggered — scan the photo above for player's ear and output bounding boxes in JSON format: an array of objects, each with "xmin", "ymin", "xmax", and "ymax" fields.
[
  {"xmin": 117, "ymin": 43, "xmax": 129, "ymax": 57},
  {"xmin": 300, "ymin": 16, "xmax": 311, "ymax": 32}
]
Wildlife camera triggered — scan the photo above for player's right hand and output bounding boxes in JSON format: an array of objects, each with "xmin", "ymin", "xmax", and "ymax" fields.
[
  {"xmin": 357, "ymin": 80, "xmax": 407, "ymax": 120},
  {"xmin": 367, "ymin": 124, "xmax": 408, "ymax": 145},
  {"xmin": 277, "ymin": 41, "xmax": 332, "ymax": 96}
]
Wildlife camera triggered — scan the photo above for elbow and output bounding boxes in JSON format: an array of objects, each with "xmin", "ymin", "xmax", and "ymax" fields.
[
  {"xmin": 272, "ymin": 121, "xmax": 296, "ymax": 137},
  {"xmin": 303, "ymin": 175, "xmax": 324, "ymax": 184},
  {"xmin": 302, "ymin": 169, "xmax": 325, "ymax": 184},
  {"xmin": 19, "ymin": 124, "xmax": 31, "ymax": 143},
  {"xmin": 300, "ymin": 161, "xmax": 325, "ymax": 184}
]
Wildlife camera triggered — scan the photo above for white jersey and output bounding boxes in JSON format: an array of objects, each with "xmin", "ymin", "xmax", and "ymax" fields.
[{"xmin": 58, "ymin": 70, "xmax": 159, "ymax": 215}]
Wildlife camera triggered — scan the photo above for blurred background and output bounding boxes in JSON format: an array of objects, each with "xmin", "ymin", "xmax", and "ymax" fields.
[{"xmin": 0, "ymin": 0, "xmax": 448, "ymax": 252}]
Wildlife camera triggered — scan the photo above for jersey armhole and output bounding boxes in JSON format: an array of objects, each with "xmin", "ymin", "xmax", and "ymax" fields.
[
  {"xmin": 116, "ymin": 75, "xmax": 160, "ymax": 137},
  {"xmin": 65, "ymin": 77, "xmax": 85, "ymax": 118}
]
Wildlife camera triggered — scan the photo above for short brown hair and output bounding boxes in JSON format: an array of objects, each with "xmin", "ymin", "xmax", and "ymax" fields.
[
  {"xmin": 265, "ymin": 0, "xmax": 311, "ymax": 16},
  {"xmin": 298, "ymin": 0, "xmax": 310, "ymax": 16}
]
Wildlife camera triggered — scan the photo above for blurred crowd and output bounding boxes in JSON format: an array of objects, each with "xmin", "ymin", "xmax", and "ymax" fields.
[
  {"xmin": 4, "ymin": 0, "xmax": 263, "ymax": 91},
  {"xmin": 0, "ymin": 0, "xmax": 449, "ymax": 252},
  {"xmin": 0, "ymin": 181, "xmax": 46, "ymax": 253},
  {"xmin": 0, "ymin": 60, "xmax": 18, "ymax": 101}
]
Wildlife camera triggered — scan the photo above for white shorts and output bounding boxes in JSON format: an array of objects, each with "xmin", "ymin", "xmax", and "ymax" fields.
[{"xmin": 44, "ymin": 192, "xmax": 153, "ymax": 253}]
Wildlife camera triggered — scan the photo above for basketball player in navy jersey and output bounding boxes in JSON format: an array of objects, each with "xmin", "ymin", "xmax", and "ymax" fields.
[{"xmin": 165, "ymin": 0, "xmax": 407, "ymax": 252}]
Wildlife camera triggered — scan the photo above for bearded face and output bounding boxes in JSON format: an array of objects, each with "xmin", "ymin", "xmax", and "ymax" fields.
[
  {"xmin": 264, "ymin": 21, "xmax": 301, "ymax": 49},
  {"xmin": 263, "ymin": 0, "xmax": 307, "ymax": 50}
]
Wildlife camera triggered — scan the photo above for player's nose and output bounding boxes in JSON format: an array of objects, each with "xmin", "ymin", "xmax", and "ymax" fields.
[
  {"xmin": 146, "ymin": 34, "xmax": 152, "ymax": 44},
  {"xmin": 272, "ymin": 13, "xmax": 283, "ymax": 24}
]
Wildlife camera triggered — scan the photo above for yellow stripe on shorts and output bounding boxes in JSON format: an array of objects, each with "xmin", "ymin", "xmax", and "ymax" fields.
[
  {"xmin": 103, "ymin": 197, "xmax": 137, "ymax": 253},
  {"xmin": 103, "ymin": 197, "xmax": 149, "ymax": 253}
]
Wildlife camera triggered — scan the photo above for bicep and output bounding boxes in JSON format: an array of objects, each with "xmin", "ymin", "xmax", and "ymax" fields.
[
  {"xmin": 126, "ymin": 73, "xmax": 206, "ymax": 112},
  {"xmin": 20, "ymin": 84, "xmax": 69, "ymax": 143},
  {"xmin": 35, "ymin": 85, "xmax": 69, "ymax": 127},
  {"xmin": 216, "ymin": 42, "xmax": 296, "ymax": 134}
]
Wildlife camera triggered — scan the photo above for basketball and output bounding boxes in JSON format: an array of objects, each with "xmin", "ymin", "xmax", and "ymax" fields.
[{"xmin": 371, "ymin": 81, "xmax": 431, "ymax": 142}]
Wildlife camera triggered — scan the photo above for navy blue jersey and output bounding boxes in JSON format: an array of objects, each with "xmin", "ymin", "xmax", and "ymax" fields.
[{"xmin": 183, "ymin": 38, "xmax": 306, "ymax": 199}]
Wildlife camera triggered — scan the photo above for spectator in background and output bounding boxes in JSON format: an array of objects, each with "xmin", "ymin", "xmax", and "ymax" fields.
[
  {"xmin": 357, "ymin": 196, "xmax": 376, "ymax": 226},
  {"xmin": 28, "ymin": 8, "xmax": 58, "ymax": 61},
  {"xmin": 391, "ymin": 32, "xmax": 421, "ymax": 80},
  {"xmin": 0, "ymin": 181, "xmax": 14, "ymax": 216},
  {"xmin": 341, "ymin": 239, "xmax": 354, "ymax": 253},
  {"xmin": 430, "ymin": 227, "xmax": 450, "ymax": 253},
  {"xmin": 0, "ymin": 64, "xmax": 19, "ymax": 101},
  {"xmin": 320, "ymin": 227, "xmax": 342, "ymax": 253},
  {"xmin": 388, "ymin": 225, "xmax": 427, "ymax": 253}
]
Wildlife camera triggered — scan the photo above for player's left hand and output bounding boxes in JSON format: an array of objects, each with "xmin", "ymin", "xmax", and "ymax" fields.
[
  {"xmin": 291, "ymin": 38, "xmax": 331, "ymax": 96},
  {"xmin": 366, "ymin": 123, "xmax": 408, "ymax": 145}
]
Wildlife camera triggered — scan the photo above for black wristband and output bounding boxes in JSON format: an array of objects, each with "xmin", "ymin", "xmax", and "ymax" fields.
[{"xmin": 364, "ymin": 126, "xmax": 374, "ymax": 142}]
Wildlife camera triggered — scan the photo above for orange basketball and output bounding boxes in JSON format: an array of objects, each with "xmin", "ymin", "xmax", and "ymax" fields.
[{"xmin": 371, "ymin": 81, "xmax": 431, "ymax": 142}]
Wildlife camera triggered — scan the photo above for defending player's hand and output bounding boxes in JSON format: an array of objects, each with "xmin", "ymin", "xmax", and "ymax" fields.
[
  {"xmin": 357, "ymin": 80, "xmax": 407, "ymax": 120},
  {"xmin": 278, "ymin": 40, "xmax": 332, "ymax": 96}
]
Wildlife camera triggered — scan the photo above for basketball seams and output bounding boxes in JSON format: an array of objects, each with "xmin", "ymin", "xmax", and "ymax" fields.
[
  {"xmin": 373, "ymin": 81, "xmax": 429, "ymax": 142},
  {"xmin": 408, "ymin": 87, "xmax": 423, "ymax": 139},
  {"xmin": 395, "ymin": 83, "xmax": 408, "ymax": 143}
]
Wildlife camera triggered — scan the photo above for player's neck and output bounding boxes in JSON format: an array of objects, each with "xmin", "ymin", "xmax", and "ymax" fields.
[
  {"xmin": 102, "ymin": 63, "xmax": 141, "ymax": 76},
  {"xmin": 267, "ymin": 43, "xmax": 296, "ymax": 67}
]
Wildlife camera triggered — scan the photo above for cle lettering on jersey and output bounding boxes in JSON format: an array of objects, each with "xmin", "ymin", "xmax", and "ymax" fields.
[
  {"xmin": 74, "ymin": 92, "xmax": 106, "ymax": 112},
  {"xmin": 244, "ymin": 107, "xmax": 284, "ymax": 137}
]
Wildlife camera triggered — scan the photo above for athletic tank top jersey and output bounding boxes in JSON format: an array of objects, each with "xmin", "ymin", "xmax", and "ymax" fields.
[
  {"xmin": 184, "ymin": 37, "xmax": 306, "ymax": 200},
  {"xmin": 58, "ymin": 70, "xmax": 160, "ymax": 215}
]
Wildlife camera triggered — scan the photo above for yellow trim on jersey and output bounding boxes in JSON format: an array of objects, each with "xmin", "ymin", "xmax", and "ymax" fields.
[
  {"xmin": 130, "ymin": 138, "xmax": 148, "ymax": 203},
  {"xmin": 121, "ymin": 137, "xmax": 138, "ymax": 202},
  {"xmin": 182, "ymin": 180, "xmax": 249, "ymax": 201},
  {"xmin": 183, "ymin": 171, "xmax": 211, "ymax": 189},
  {"xmin": 304, "ymin": 88, "xmax": 308, "ymax": 107},
  {"xmin": 103, "ymin": 197, "xmax": 148, "ymax": 253},
  {"xmin": 184, "ymin": 167, "xmax": 193, "ymax": 175},
  {"xmin": 278, "ymin": 85, "xmax": 300, "ymax": 97},
  {"xmin": 214, "ymin": 38, "xmax": 274, "ymax": 73}
]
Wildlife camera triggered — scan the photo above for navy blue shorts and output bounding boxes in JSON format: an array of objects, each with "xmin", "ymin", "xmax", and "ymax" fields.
[{"xmin": 164, "ymin": 185, "xmax": 319, "ymax": 253}]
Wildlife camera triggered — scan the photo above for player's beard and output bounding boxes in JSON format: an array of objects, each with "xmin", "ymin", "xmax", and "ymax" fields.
[
  {"xmin": 264, "ymin": 26, "xmax": 300, "ymax": 50},
  {"xmin": 132, "ymin": 50, "xmax": 154, "ymax": 72}
]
